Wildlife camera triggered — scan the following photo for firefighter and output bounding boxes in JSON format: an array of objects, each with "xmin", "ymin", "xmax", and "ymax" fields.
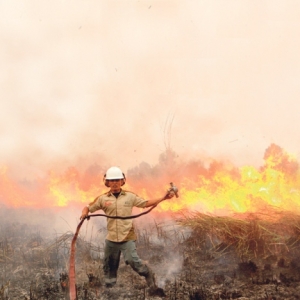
[{"xmin": 80, "ymin": 166, "xmax": 175, "ymax": 290}]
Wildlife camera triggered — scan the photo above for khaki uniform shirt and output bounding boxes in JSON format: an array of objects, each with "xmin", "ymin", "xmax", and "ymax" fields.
[{"xmin": 88, "ymin": 190, "xmax": 147, "ymax": 242}]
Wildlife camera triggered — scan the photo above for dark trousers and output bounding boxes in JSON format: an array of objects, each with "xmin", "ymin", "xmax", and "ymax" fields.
[{"xmin": 103, "ymin": 239, "xmax": 149, "ymax": 285}]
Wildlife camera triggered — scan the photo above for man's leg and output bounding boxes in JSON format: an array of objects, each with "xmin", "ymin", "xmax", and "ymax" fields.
[
  {"xmin": 121, "ymin": 240, "xmax": 157, "ymax": 289},
  {"xmin": 103, "ymin": 240, "xmax": 121, "ymax": 287}
]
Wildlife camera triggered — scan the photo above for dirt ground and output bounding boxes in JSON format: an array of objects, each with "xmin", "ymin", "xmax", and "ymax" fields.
[{"xmin": 1, "ymin": 217, "xmax": 300, "ymax": 300}]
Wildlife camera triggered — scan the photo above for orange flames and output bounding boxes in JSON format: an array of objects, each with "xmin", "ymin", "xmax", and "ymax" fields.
[{"xmin": 1, "ymin": 144, "xmax": 299, "ymax": 215}]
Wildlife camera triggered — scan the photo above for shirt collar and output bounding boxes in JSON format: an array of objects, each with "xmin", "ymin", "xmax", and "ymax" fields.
[{"xmin": 107, "ymin": 189, "xmax": 126, "ymax": 197}]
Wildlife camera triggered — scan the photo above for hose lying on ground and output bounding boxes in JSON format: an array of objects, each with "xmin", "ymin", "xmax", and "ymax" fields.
[{"xmin": 69, "ymin": 204, "xmax": 158, "ymax": 300}]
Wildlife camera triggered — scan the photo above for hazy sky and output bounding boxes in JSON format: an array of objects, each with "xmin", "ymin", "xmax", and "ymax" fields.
[{"xmin": 1, "ymin": 0, "xmax": 300, "ymax": 180}]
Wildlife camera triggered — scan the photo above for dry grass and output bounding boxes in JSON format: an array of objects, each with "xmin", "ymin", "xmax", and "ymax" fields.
[{"xmin": 175, "ymin": 208, "xmax": 300, "ymax": 259}]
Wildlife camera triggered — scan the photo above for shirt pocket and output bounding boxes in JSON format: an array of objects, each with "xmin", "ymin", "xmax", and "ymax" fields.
[
  {"xmin": 123, "ymin": 200, "xmax": 132, "ymax": 207},
  {"xmin": 103, "ymin": 200, "xmax": 113, "ymax": 207}
]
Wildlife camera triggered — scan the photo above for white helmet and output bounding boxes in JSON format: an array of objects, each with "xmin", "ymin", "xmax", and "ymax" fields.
[{"xmin": 105, "ymin": 166, "xmax": 125, "ymax": 180}]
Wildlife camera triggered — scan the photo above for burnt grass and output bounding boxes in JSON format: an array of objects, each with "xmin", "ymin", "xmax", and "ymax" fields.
[{"xmin": 1, "ymin": 218, "xmax": 300, "ymax": 299}]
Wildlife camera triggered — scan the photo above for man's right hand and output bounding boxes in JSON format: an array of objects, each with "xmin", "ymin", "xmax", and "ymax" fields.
[{"xmin": 80, "ymin": 206, "xmax": 89, "ymax": 220}]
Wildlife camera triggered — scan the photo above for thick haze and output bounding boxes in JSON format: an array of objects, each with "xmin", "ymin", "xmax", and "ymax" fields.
[{"xmin": 1, "ymin": 1, "xmax": 300, "ymax": 180}]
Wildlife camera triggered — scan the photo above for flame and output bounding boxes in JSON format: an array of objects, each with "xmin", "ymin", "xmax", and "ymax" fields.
[
  {"xmin": 159, "ymin": 144, "xmax": 300, "ymax": 215},
  {"xmin": 0, "ymin": 144, "xmax": 299, "ymax": 215}
]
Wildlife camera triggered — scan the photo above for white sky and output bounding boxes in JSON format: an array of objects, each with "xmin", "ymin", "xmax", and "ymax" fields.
[{"xmin": 1, "ymin": 0, "xmax": 300, "ymax": 179}]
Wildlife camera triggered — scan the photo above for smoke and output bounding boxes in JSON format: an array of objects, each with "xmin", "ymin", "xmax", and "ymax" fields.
[
  {"xmin": 0, "ymin": 1, "xmax": 300, "ymax": 242},
  {"xmin": 133, "ymin": 216, "xmax": 190, "ymax": 287},
  {"xmin": 157, "ymin": 255, "xmax": 184, "ymax": 287},
  {"xmin": 0, "ymin": 0, "xmax": 300, "ymax": 183}
]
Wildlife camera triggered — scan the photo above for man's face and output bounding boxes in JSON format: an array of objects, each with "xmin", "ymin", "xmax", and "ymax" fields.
[{"xmin": 107, "ymin": 179, "xmax": 123, "ymax": 192}]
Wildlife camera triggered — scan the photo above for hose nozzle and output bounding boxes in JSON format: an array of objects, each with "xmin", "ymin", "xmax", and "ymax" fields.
[{"xmin": 169, "ymin": 182, "xmax": 179, "ymax": 198}]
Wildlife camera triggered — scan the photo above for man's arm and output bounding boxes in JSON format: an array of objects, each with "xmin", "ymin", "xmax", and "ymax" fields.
[
  {"xmin": 144, "ymin": 191, "xmax": 175, "ymax": 207},
  {"xmin": 80, "ymin": 195, "xmax": 102, "ymax": 220}
]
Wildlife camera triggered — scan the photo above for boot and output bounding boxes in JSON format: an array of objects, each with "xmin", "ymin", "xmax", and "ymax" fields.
[
  {"xmin": 104, "ymin": 276, "xmax": 117, "ymax": 288},
  {"xmin": 144, "ymin": 268, "xmax": 157, "ymax": 289}
]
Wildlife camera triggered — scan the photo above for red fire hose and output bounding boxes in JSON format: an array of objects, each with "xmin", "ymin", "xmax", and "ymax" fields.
[{"xmin": 68, "ymin": 205, "xmax": 158, "ymax": 300}]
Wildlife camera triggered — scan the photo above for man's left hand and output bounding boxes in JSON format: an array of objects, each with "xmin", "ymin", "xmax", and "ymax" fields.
[{"xmin": 164, "ymin": 191, "xmax": 175, "ymax": 200}]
